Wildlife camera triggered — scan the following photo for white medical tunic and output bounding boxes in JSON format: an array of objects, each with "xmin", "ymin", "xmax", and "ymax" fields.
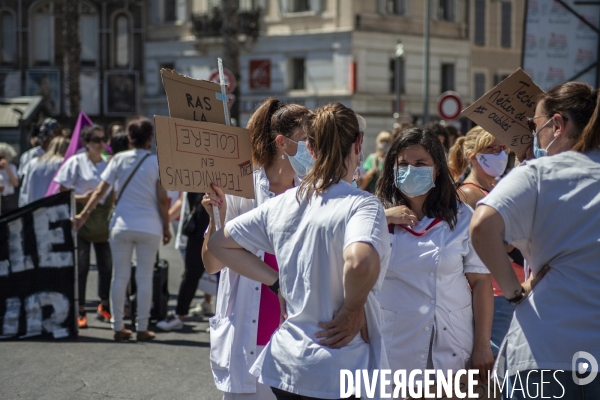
[
  {"xmin": 226, "ymin": 181, "xmax": 391, "ymax": 399},
  {"xmin": 376, "ymin": 203, "xmax": 488, "ymax": 375}
]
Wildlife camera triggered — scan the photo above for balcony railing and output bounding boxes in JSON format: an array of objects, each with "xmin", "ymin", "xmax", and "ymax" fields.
[{"xmin": 192, "ymin": 9, "xmax": 260, "ymax": 39}]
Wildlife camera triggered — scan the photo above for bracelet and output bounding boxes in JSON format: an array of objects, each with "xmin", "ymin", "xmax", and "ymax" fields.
[
  {"xmin": 268, "ymin": 278, "xmax": 280, "ymax": 295},
  {"xmin": 506, "ymin": 286, "xmax": 527, "ymax": 305}
]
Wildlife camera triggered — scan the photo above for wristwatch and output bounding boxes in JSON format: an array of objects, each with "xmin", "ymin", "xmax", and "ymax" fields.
[
  {"xmin": 506, "ymin": 286, "xmax": 527, "ymax": 305},
  {"xmin": 268, "ymin": 278, "xmax": 280, "ymax": 295}
]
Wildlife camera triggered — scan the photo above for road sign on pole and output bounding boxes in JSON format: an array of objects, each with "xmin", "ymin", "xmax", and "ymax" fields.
[
  {"xmin": 209, "ymin": 68, "xmax": 236, "ymax": 94},
  {"xmin": 437, "ymin": 91, "xmax": 462, "ymax": 122}
]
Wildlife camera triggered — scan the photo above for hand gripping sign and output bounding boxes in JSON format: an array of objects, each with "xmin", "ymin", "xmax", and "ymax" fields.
[{"xmin": 462, "ymin": 68, "xmax": 544, "ymax": 160}]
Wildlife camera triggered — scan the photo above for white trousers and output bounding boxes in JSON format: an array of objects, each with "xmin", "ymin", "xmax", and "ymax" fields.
[
  {"xmin": 222, "ymin": 346, "xmax": 276, "ymax": 400},
  {"xmin": 109, "ymin": 230, "xmax": 161, "ymax": 332}
]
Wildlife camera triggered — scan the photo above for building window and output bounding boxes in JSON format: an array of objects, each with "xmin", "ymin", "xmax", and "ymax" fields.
[
  {"xmin": 474, "ymin": 73, "xmax": 486, "ymax": 99},
  {"xmin": 159, "ymin": 62, "xmax": 175, "ymax": 95},
  {"xmin": 389, "ymin": 58, "xmax": 405, "ymax": 94},
  {"xmin": 79, "ymin": 2, "xmax": 99, "ymax": 67},
  {"xmin": 31, "ymin": 2, "xmax": 55, "ymax": 66},
  {"xmin": 441, "ymin": 63, "xmax": 455, "ymax": 93},
  {"xmin": 164, "ymin": 0, "xmax": 176, "ymax": 22},
  {"xmin": 289, "ymin": 57, "xmax": 305, "ymax": 90},
  {"xmin": 239, "ymin": 0, "xmax": 254, "ymax": 10},
  {"xmin": 438, "ymin": 0, "xmax": 455, "ymax": 21},
  {"xmin": 380, "ymin": 0, "xmax": 406, "ymax": 15},
  {"xmin": 474, "ymin": 0, "xmax": 485, "ymax": 45},
  {"xmin": 501, "ymin": 1, "xmax": 512, "ymax": 48},
  {"xmin": 1, "ymin": 10, "xmax": 16, "ymax": 65},
  {"xmin": 289, "ymin": 0, "xmax": 311, "ymax": 12},
  {"xmin": 113, "ymin": 13, "xmax": 131, "ymax": 68},
  {"xmin": 494, "ymin": 73, "xmax": 509, "ymax": 86}
]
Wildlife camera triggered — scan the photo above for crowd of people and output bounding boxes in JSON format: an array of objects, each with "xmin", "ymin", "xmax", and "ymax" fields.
[
  {"xmin": 2, "ymin": 79, "xmax": 599, "ymax": 400},
  {"xmin": 201, "ymin": 81, "xmax": 599, "ymax": 400}
]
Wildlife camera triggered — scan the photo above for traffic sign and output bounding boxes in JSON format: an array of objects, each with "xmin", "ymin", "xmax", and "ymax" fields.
[
  {"xmin": 209, "ymin": 68, "xmax": 236, "ymax": 94},
  {"xmin": 437, "ymin": 91, "xmax": 462, "ymax": 122}
]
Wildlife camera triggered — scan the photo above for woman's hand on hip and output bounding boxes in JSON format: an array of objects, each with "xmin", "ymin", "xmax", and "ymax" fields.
[
  {"xmin": 315, "ymin": 305, "xmax": 369, "ymax": 349},
  {"xmin": 471, "ymin": 344, "xmax": 495, "ymax": 383},
  {"xmin": 385, "ymin": 205, "xmax": 417, "ymax": 228}
]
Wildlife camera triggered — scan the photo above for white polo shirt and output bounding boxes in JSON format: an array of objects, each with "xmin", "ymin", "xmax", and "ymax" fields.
[
  {"xmin": 226, "ymin": 181, "xmax": 391, "ymax": 399},
  {"xmin": 480, "ymin": 150, "xmax": 600, "ymax": 377},
  {"xmin": 54, "ymin": 152, "xmax": 107, "ymax": 196}
]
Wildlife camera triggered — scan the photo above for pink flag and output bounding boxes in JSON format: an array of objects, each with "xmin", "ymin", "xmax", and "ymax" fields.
[{"xmin": 45, "ymin": 111, "xmax": 94, "ymax": 197}]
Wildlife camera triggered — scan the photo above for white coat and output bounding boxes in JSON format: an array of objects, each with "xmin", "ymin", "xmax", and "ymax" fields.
[
  {"xmin": 209, "ymin": 168, "xmax": 296, "ymax": 394},
  {"xmin": 376, "ymin": 203, "xmax": 489, "ymax": 375}
]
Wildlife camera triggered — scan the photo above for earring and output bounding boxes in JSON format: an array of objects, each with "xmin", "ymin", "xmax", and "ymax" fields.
[{"xmin": 281, "ymin": 154, "xmax": 285, "ymax": 159}]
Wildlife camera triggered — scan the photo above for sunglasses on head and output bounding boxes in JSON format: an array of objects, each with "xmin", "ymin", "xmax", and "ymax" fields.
[{"xmin": 89, "ymin": 136, "xmax": 108, "ymax": 144}]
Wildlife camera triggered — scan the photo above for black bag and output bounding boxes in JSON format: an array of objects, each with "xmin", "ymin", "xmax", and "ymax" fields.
[
  {"xmin": 181, "ymin": 206, "xmax": 197, "ymax": 236},
  {"xmin": 129, "ymin": 257, "xmax": 169, "ymax": 323}
]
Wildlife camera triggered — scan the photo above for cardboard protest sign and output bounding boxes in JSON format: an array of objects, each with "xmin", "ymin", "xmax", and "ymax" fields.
[
  {"xmin": 462, "ymin": 68, "xmax": 543, "ymax": 159},
  {"xmin": 161, "ymin": 69, "xmax": 227, "ymax": 124},
  {"xmin": 154, "ymin": 115, "xmax": 254, "ymax": 199},
  {"xmin": 405, "ymin": 372, "xmax": 501, "ymax": 400},
  {"xmin": 0, "ymin": 191, "xmax": 77, "ymax": 340}
]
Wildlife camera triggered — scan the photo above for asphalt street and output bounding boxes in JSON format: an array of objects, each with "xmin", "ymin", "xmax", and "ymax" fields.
[{"xmin": 0, "ymin": 241, "xmax": 223, "ymax": 400}]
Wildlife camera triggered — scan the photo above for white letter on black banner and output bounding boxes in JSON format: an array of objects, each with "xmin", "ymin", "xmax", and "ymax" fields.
[
  {"xmin": 8, "ymin": 218, "xmax": 34, "ymax": 273},
  {"xmin": 33, "ymin": 205, "xmax": 73, "ymax": 268}
]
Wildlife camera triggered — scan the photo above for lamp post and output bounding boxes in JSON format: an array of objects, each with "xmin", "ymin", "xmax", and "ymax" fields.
[
  {"xmin": 423, "ymin": 0, "xmax": 431, "ymax": 124},
  {"xmin": 395, "ymin": 41, "xmax": 404, "ymax": 117}
]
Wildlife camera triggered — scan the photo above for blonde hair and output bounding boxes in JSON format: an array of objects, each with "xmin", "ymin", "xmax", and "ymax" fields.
[
  {"xmin": 39, "ymin": 136, "xmax": 70, "ymax": 163},
  {"xmin": 376, "ymin": 131, "xmax": 392, "ymax": 143},
  {"xmin": 448, "ymin": 126, "xmax": 495, "ymax": 180},
  {"xmin": 0, "ymin": 142, "xmax": 17, "ymax": 163},
  {"xmin": 297, "ymin": 103, "xmax": 360, "ymax": 202}
]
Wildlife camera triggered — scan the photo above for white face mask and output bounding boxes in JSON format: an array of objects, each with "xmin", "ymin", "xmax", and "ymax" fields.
[{"xmin": 476, "ymin": 152, "xmax": 509, "ymax": 178}]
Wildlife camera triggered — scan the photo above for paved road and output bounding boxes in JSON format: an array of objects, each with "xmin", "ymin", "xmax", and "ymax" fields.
[{"xmin": 0, "ymin": 241, "xmax": 223, "ymax": 400}]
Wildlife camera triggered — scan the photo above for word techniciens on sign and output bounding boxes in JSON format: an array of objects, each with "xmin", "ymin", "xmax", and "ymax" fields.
[
  {"xmin": 155, "ymin": 116, "xmax": 254, "ymax": 198},
  {"xmin": 0, "ymin": 191, "xmax": 76, "ymax": 339}
]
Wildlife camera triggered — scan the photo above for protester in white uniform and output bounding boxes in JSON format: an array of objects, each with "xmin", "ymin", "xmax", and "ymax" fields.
[
  {"xmin": 19, "ymin": 136, "xmax": 70, "ymax": 205},
  {"xmin": 76, "ymin": 117, "xmax": 171, "ymax": 342},
  {"xmin": 17, "ymin": 118, "xmax": 61, "ymax": 180},
  {"xmin": 471, "ymin": 81, "xmax": 600, "ymax": 399},
  {"xmin": 0, "ymin": 142, "xmax": 20, "ymax": 214},
  {"xmin": 207, "ymin": 103, "xmax": 391, "ymax": 400},
  {"xmin": 55, "ymin": 124, "xmax": 113, "ymax": 329},
  {"xmin": 200, "ymin": 99, "xmax": 309, "ymax": 400},
  {"xmin": 375, "ymin": 127, "xmax": 494, "ymax": 382}
]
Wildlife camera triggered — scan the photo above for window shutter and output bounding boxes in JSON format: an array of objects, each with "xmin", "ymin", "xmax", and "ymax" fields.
[
  {"xmin": 474, "ymin": 0, "xmax": 485, "ymax": 45},
  {"xmin": 310, "ymin": 0, "xmax": 321, "ymax": 12},
  {"xmin": 176, "ymin": 0, "xmax": 187, "ymax": 22},
  {"xmin": 474, "ymin": 73, "xmax": 485, "ymax": 99},
  {"xmin": 501, "ymin": 1, "xmax": 512, "ymax": 48},
  {"xmin": 279, "ymin": 0, "xmax": 288, "ymax": 14}
]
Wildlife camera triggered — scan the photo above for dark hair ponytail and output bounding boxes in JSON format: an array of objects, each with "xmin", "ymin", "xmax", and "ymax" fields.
[
  {"xmin": 573, "ymin": 89, "xmax": 600, "ymax": 152},
  {"xmin": 538, "ymin": 81, "xmax": 600, "ymax": 152},
  {"xmin": 246, "ymin": 98, "xmax": 309, "ymax": 168},
  {"xmin": 127, "ymin": 117, "xmax": 154, "ymax": 148}
]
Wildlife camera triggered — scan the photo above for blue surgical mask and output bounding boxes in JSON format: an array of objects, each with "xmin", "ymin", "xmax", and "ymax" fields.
[
  {"xmin": 532, "ymin": 118, "xmax": 556, "ymax": 158},
  {"xmin": 285, "ymin": 140, "xmax": 315, "ymax": 177},
  {"xmin": 394, "ymin": 165, "xmax": 435, "ymax": 198}
]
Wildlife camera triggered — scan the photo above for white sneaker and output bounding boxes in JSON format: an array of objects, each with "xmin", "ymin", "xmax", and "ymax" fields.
[
  {"xmin": 189, "ymin": 303, "xmax": 202, "ymax": 316},
  {"xmin": 201, "ymin": 300, "xmax": 214, "ymax": 316},
  {"xmin": 156, "ymin": 314, "xmax": 183, "ymax": 331}
]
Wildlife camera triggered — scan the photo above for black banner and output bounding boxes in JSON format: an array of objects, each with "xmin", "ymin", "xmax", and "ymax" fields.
[{"xmin": 0, "ymin": 191, "xmax": 76, "ymax": 339}]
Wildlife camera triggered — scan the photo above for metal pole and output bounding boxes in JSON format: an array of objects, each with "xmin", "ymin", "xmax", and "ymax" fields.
[
  {"xmin": 423, "ymin": 0, "xmax": 431, "ymax": 124},
  {"xmin": 395, "ymin": 42, "xmax": 403, "ymax": 116},
  {"xmin": 70, "ymin": 190, "xmax": 79, "ymax": 335}
]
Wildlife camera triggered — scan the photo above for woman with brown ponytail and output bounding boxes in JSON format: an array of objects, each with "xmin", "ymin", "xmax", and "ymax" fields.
[
  {"xmin": 471, "ymin": 82, "xmax": 600, "ymax": 399},
  {"xmin": 206, "ymin": 103, "xmax": 391, "ymax": 400},
  {"xmin": 201, "ymin": 98, "xmax": 309, "ymax": 400}
]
